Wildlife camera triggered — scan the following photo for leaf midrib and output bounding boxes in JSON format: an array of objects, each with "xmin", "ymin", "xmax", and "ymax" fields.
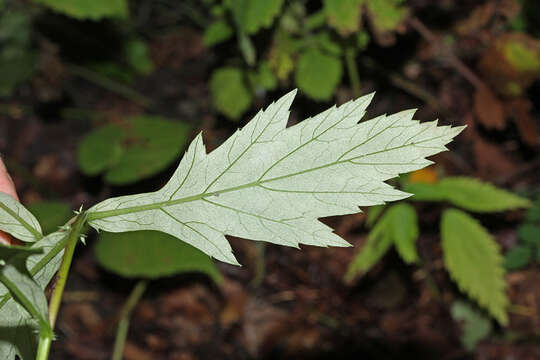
[
  {"xmin": 87, "ymin": 133, "xmax": 448, "ymax": 221},
  {"xmin": 0, "ymin": 201, "xmax": 42, "ymax": 241}
]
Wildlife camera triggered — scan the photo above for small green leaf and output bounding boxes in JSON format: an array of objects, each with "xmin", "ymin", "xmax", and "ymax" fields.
[
  {"xmin": 442, "ymin": 209, "xmax": 508, "ymax": 325},
  {"xmin": 525, "ymin": 199, "xmax": 540, "ymax": 222},
  {"xmin": 0, "ymin": 192, "xmax": 42, "ymax": 242},
  {"xmin": 389, "ymin": 203, "xmax": 419, "ymax": 264},
  {"xmin": 316, "ymin": 32, "xmax": 342, "ymax": 56},
  {"xmin": 345, "ymin": 210, "xmax": 394, "ymax": 282},
  {"xmin": 347, "ymin": 202, "xmax": 418, "ymax": 281},
  {"xmin": 32, "ymin": 0, "xmax": 128, "ymax": 20},
  {"xmin": 518, "ymin": 224, "xmax": 540, "ymax": 247},
  {"xmin": 78, "ymin": 116, "xmax": 191, "ymax": 185},
  {"xmin": 405, "ymin": 177, "xmax": 532, "ymax": 213},
  {"xmin": 248, "ymin": 61, "xmax": 278, "ymax": 91},
  {"xmin": 95, "ymin": 231, "xmax": 221, "ymax": 282},
  {"xmin": 323, "ymin": 0, "xmax": 364, "ymax": 36},
  {"xmin": 0, "ymin": 245, "xmax": 50, "ymax": 333},
  {"xmin": 230, "ymin": 0, "xmax": 284, "ymax": 35},
  {"xmin": 295, "ymin": 48, "xmax": 342, "ymax": 100},
  {"xmin": 504, "ymin": 245, "xmax": 532, "ymax": 271},
  {"xmin": 124, "ymin": 39, "xmax": 154, "ymax": 76},
  {"xmin": 365, "ymin": 204, "xmax": 384, "ymax": 228},
  {"xmin": 210, "ymin": 67, "xmax": 253, "ymax": 120},
  {"xmin": 365, "ymin": 0, "xmax": 408, "ymax": 32},
  {"xmin": 203, "ymin": 20, "xmax": 233, "ymax": 47},
  {"xmin": 268, "ymin": 30, "xmax": 299, "ymax": 80},
  {"xmin": 28, "ymin": 201, "xmax": 72, "ymax": 235},
  {"xmin": 451, "ymin": 300, "xmax": 492, "ymax": 351}
]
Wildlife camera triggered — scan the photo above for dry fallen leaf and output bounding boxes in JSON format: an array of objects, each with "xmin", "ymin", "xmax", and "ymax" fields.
[{"xmin": 474, "ymin": 86, "xmax": 506, "ymax": 129}]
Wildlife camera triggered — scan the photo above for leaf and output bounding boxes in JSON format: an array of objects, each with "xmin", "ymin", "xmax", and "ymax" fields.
[
  {"xmin": 390, "ymin": 203, "xmax": 419, "ymax": 264},
  {"xmin": 0, "ymin": 245, "xmax": 50, "ymax": 332},
  {"xmin": 0, "ymin": 192, "xmax": 42, "ymax": 242},
  {"xmin": 295, "ymin": 48, "xmax": 342, "ymax": 100},
  {"xmin": 504, "ymin": 245, "xmax": 532, "ymax": 271},
  {"xmin": 248, "ymin": 61, "xmax": 278, "ymax": 91},
  {"xmin": 27, "ymin": 201, "xmax": 72, "ymax": 235},
  {"xmin": 365, "ymin": 204, "xmax": 384, "ymax": 228},
  {"xmin": 124, "ymin": 39, "xmax": 154, "ymax": 76},
  {"xmin": 323, "ymin": 0, "xmax": 364, "ymax": 36},
  {"xmin": 346, "ymin": 202, "xmax": 418, "ymax": 281},
  {"xmin": 77, "ymin": 116, "xmax": 191, "ymax": 185},
  {"xmin": 518, "ymin": 223, "xmax": 540, "ymax": 247},
  {"xmin": 268, "ymin": 30, "xmax": 298, "ymax": 80},
  {"xmin": 441, "ymin": 209, "xmax": 508, "ymax": 325},
  {"xmin": 230, "ymin": 0, "xmax": 284, "ymax": 35},
  {"xmin": 405, "ymin": 177, "xmax": 531, "ymax": 213},
  {"xmin": 451, "ymin": 300, "xmax": 492, "ymax": 351},
  {"xmin": 525, "ymin": 198, "xmax": 540, "ymax": 223},
  {"xmin": 210, "ymin": 67, "xmax": 253, "ymax": 120},
  {"xmin": 203, "ymin": 20, "xmax": 234, "ymax": 47},
  {"xmin": 474, "ymin": 86, "xmax": 505, "ymax": 130},
  {"xmin": 0, "ymin": 231, "xmax": 66, "ymax": 359},
  {"xmin": 365, "ymin": 0, "xmax": 408, "ymax": 32},
  {"xmin": 95, "ymin": 230, "xmax": 222, "ymax": 282},
  {"xmin": 345, "ymin": 208, "xmax": 394, "ymax": 282},
  {"xmin": 87, "ymin": 90, "xmax": 464, "ymax": 266},
  {"xmin": 32, "ymin": 0, "xmax": 128, "ymax": 20}
]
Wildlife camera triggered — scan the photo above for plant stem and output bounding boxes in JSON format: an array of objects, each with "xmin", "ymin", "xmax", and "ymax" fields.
[
  {"xmin": 345, "ymin": 47, "xmax": 361, "ymax": 98},
  {"xmin": 48, "ymin": 213, "xmax": 86, "ymax": 328},
  {"xmin": 112, "ymin": 280, "xmax": 149, "ymax": 360},
  {"xmin": 35, "ymin": 329, "xmax": 53, "ymax": 360}
]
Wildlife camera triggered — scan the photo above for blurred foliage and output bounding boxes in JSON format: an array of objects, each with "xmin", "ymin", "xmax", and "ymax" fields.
[
  {"xmin": 27, "ymin": 201, "xmax": 72, "ymax": 235},
  {"xmin": 404, "ymin": 177, "xmax": 532, "ymax": 213},
  {"xmin": 346, "ymin": 203, "xmax": 418, "ymax": 281},
  {"xmin": 451, "ymin": 301, "xmax": 492, "ymax": 351},
  {"xmin": 204, "ymin": 0, "xmax": 407, "ymax": 119},
  {"xmin": 77, "ymin": 116, "xmax": 191, "ymax": 185},
  {"xmin": 32, "ymin": 0, "xmax": 128, "ymax": 20},
  {"xmin": 0, "ymin": 9, "xmax": 36, "ymax": 97},
  {"xmin": 348, "ymin": 174, "xmax": 531, "ymax": 325},
  {"xmin": 505, "ymin": 197, "xmax": 540, "ymax": 270},
  {"xmin": 95, "ymin": 231, "xmax": 222, "ymax": 282}
]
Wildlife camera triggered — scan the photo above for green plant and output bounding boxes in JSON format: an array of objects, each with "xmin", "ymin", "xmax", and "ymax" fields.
[
  {"xmin": 204, "ymin": 0, "xmax": 408, "ymax": 119},
  {"xmin": 504, "ymin": 196, "xmax": 540, "ymax": 270},
  {"xmin": 346, "ymin": 176, "xmax": 531, "ymax": 327},
  {"xmin": 0, "ymin": 90, "xmax": 462, "ymax": 359},
  {"xmin": 77, "ymin": 115, "xmax": 191, "ymax": 185}
]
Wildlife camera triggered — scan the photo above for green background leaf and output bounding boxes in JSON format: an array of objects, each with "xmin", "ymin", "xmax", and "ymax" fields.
[
  {"xmin": 27, "ymin": 201, "xmax": 72, "ymax": 235},
  {"xmin": 323, "ymin": 0, "xmax": 364, "ymax": 36},
  {"xmin": 504, "ymin": 245, "xmax": 532, "ymax": 270},
  {"xmin": 95, "ymin": 231, "xmax": 221, "ymax": 282},
  {"xmin": 441, "ymin": 209, "xmax": 508, "ymax": 324},
  {"xmin": 295, "ymin": 48, "xmax": 342, "ymax": 100},
  {"xmin": 78, "ymin": 116, "xmax": 191, "ymax": 185},
  {"xmin": 32, "ymin": 0, "xmax": 128, "ymax": 20},
  {"xmin": 405, "ymin": 177, "xmax": 531, "ymax": 213},
  {"xmin": 390, "ymin": 203, "xmax": 419, "ymax": 264},
  {"xmin": 210, "ymin": 67, "xmax": 253, "ymax": 120},
  {"xmin": 451, "ymin": 300, "xmax": 492, "ymax": 351}
]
